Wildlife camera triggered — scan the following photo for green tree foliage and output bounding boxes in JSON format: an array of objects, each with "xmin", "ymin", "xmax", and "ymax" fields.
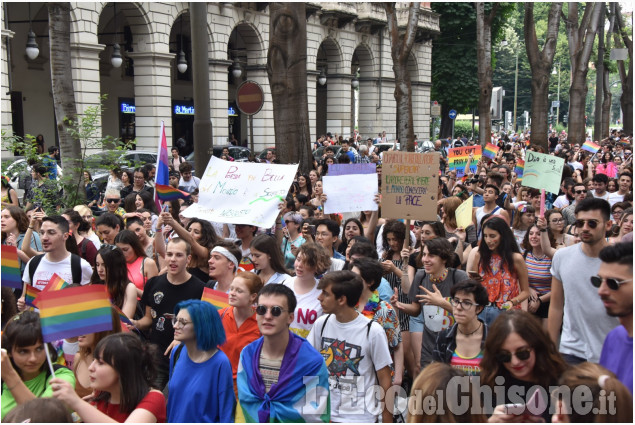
[{"xmin": 431, "ymin": 2, "xmax": 514, "ymax": 138}]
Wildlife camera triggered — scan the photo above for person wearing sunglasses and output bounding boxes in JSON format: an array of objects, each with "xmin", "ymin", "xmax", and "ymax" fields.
[
  {"xmin": 432, "ymin": 280, "xmax": 489, "ymax": 376},
  {"xmin": 102, "ymin": 188, "xmax": 125, "ymax": 217},
  {"xmin": 548, "ymin": 198, "xmax": 619, "ymax": 366},
  {"xmin": 596, "ymin": 242, "xmax": 633, "ymax": 393},
  {"xmin": 561, "ymin": 183, "xmax": 588, "ymax": 226},
  {"xmin": 237, "ymin": 284, "xmax": 330, "ymax": 422},
  {"xmin": 166, "ymin": 300, "xmax": 235, "ymax": 422},
  {"xmin": 482, "ymin": 310, "xmax": 567, "ymax": 423}
]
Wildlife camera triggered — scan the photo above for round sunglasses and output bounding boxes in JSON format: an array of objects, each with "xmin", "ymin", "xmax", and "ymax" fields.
[
  {"xmin": 496, "ymin": 347, "xmax": 532, "ymax": 364},
  {"xmin": 255, "ymin": 305, "xmax": 288, "ymax": 317}
]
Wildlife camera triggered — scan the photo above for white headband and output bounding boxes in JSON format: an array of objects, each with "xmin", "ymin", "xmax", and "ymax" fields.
[{"xmin": 211, "ymin": 246, "xmax": 239, "ymax": 270}]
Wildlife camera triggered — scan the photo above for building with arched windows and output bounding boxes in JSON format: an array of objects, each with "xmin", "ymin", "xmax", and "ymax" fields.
[{"xmin": 1, "ymin": 2, "xmax": 439, "ymax": 155}]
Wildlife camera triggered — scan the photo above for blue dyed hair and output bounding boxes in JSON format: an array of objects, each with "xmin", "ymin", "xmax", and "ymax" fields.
[{"xmin": 174, "ymin": 300, "xmax": 226, "ymax": 351}]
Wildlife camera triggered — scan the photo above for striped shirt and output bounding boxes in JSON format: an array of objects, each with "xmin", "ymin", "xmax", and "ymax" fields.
[
  {"xmin": 259, "ymin": 354, "xmax": 282, "ymax": 393},
  {"xmin": 450, "ymin": 349, "xmax": 483, "ymax": 376},
  {"xmin": 525, "ymin": 251, "xmax": 552, "ymax": 295}
]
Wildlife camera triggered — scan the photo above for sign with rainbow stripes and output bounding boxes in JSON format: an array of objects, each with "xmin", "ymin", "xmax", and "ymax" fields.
[
  {"xmin": 581, "ymin": 140, "xmax": 600, "ymax": 154},
  {"xmin": 483, "ymin": 143, "xmax": 500, "ymax": 160},
  {"xmin": 201, "ymin": 287, "xmax": 229, "ymax": 310},
  {"xmin": 1, "ymin": 245, "xmax": 22, "ymax": 289},
  {"xmin": 38, "ymin": 285, "xmax": 113, "ymax": 342},
  {"xmin": 448, "ymin": 146, "xmax": 482, "ymax": 178}
]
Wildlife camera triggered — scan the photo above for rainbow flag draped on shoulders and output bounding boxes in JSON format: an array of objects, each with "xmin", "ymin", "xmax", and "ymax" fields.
[{"xmin": 237, "ymin": 331, "xmax": 330, "ymax": 423}]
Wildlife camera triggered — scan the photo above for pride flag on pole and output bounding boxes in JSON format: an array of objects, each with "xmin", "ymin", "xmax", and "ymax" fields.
[
  {"xmin": 42, "ymin": 273, "xmax": 69, "ymax": 292},
  {"xmin": 154, "ymin": 121, "xmax": 189, "ymax": 207},
  {"xmin": 483, "ymin": 143, "xmax": 500, "ymax": 160},
  {"xmin": 514, "ymin": 159, "xmax": 525, "ymax": 181},
  {"xmin": 24, "ymin": 285, "xmax": 41, "ymax": 308},
  {"xmin": 38, "ymin": 285, "xmax": 113, "ymax": 342},
  {"xmin": 581, "ymin": 140, "xmax": 600, "ymax": 153},
  {"xmin": 155, "ymin": 184, "xmax": 190, "ymax": 202},
  {"xmin": 1, "ymin": 245, "xmax": 22, "ymax": 289},
  {"xmin": 201, "ymin": 287, "xmax": 229, "ymax": 310}
]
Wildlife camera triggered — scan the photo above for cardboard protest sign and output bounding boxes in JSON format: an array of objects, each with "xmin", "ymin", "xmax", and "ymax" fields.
[
  {"xmin": 448, "ymin": 146, "xmax": 482, "ymax": 178},
  {"xmin": 381, "ymin": 152, "xmax": 438, "ymax": 220},
  {"xmin": 328, "ymin": 163, "xmax": 376, "ymax": 176},
  {"xmin": 455, "ymin": 195, "xmax": 473, "ymax": 229},
  {"xmin": 181, "ymin": 156, "xmax": 298, "ymax": 227},
  {"xmin": 522, "ymin": 151, "xmax": 565, "ymax": 195},
  {"xmin": 323, "ymin": 174, "xmax": 378, "ymax": 214}
]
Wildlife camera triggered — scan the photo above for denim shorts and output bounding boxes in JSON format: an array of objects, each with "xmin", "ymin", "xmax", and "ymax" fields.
[{"xmin": 409, "ymin": 309, "xmax": 424, "ymax": 333}]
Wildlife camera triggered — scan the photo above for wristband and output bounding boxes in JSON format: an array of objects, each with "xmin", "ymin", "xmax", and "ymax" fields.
[
  {"xmin": 540, "ymin": 228, "xmax": 547, "ymax": 232},
  {"xmin": 28, "ymin": 226, "xmax": 34, "ymax": 230}
]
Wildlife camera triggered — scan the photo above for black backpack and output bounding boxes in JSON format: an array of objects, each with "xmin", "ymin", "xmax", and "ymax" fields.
[{"xmin": 28, "ymin": 254, "xmax": 83, "ymax": 286}]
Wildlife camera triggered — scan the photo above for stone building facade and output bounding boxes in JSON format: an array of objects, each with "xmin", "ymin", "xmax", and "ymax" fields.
[{"xmin": 1, "ymin": 2, "xmax": 439, "ymax": 155}]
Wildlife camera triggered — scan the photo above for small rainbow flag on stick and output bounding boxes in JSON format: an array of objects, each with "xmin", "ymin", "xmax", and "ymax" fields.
[
  {"xmin": 155, "ymin": 183, "xmax": 191, "ymax": 202},
  {"xmin": 111, "ymin": 303, "xmax": 134, "ymax": 328},
  {"xmin": 1, "ymin": 245, "xmax": 22, "ymax": 289},
  {"xmin": 201, "ymin": 287, "xmax": 229, "ymax": 310},
  {"xmin": 42, "ymin": 273, "xmax": 69, "ymax": 292},
  {"xmin": 24, "ymin": 285, "xmax": 41, "ymax": 308},
  {"xmin": 581, "ymin": 140, "xmax": 600, "ymax": 153},
  {"xmin": 514, "ymin": 159, "xmax": 525, "ymax": 182},
  {"xmin": 37, "ymin": 285, "xmax": 113, "ymax": 342},
  {"xmin": 483, "ymin": 143, "xmax": 500, "ymax": 160}
]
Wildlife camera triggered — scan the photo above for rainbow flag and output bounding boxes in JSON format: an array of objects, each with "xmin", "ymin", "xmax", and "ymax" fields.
[
  {"xmin": 201, "ymin": 287, "xmax": 229, "ymax": 310},
  {"xmin": 111, "ymin": 303, "xmax": 133, "ymax": 327},
  {"xmin": 581, "ymin": 140, "xmax": 600, "ymax": 153},
  {"xmin": 155, "ymin": 183, "xmax": 190, "ymax": 202},
  {"xmin": 154, "ymin": 121, "xmax": 170, "ymax": 211},
  {"xmin": 514, "ymin": 159, "xmax": 525, "ymax": 181},
  {"xmin": 1, "ymin": 245, "xmax": 22, "ymax": 289},
  {"xmin": 483, "ymin": 143, "xmax": 500, "ymax": 160},
  {"xmin": 24, "ymin": 284, "xmax": 41, "ymax": 308},
  {"xmin": 42, "ymin": 273, "xmax": 69, "ymax": 292},
  {"xmin": 37, "ymin": 285, "xmax": 113, "ymax": 342}
]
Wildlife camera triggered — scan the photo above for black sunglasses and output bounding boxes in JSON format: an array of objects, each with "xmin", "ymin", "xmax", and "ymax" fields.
[
  {"xmin": 590, "ymin": 275, "xmax": 632, "ymax": 290},
  {"xmin": 574, "ymin": 190, "xmax": 587, "ymax": 194},
  {"xmin": 574, "ymin": 219, "xmax": 599, "ymax": 229},
  {"xmin": 105, "ymin": 198, "xmax": 120, "ymax": 203},
  {"xmin": 496, "ymin": 347, "xmax": 532, "ymax": 364},
  {"xmin": 255, "ymin": 305, "xmax": 288, "ymax": 317}
]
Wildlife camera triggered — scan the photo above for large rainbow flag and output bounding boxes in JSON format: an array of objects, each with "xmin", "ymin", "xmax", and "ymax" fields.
[
  {"xmin": 42, "ymin": 273, "xmax": 69, "ymax": 292},
  {"xmin": 1, "ymin": 245, "xmax": 22, "ymax": 289},
  {"xmin": 201, "ymin": 287, "xmax": 229, "ymax": 310},
  {"xmin": 581, "ymin": 140, "xmax": 600, "ymax": 153},
  {"xmin": 483, "ymin": 143, "xmax": 500, "ymax": 160},
  {"xmin": 38, "ymin": 285, "xmax": 113, "ymax": 342}
]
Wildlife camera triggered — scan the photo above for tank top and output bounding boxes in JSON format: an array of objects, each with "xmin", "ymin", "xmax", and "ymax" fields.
[
  {"xmin": 450, "ymin": 349, "xmax": 483, "ymax": 376},
  {"xmin": 479, "ymin": 254, "xmax": 520, "ymax": 309},
  {"xmin": 525, "ymin": 252, "xmax": 552, "ymax": 296},
  {"xmin": 475, "ymin": 205, "xmax": 502, "ymax": 236},
  {"xmin": 126, "ymin": 256, "xmax": 146, "ymax": 293}
]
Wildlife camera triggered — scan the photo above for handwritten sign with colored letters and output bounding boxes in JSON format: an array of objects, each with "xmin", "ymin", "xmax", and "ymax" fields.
[
  {"xmin": 522, "ymin": 151, "xmax": 565, "ymax": 195},
  {"xmin": 448, "ymin": 146, "xmax": 482, "ymax": 178},
  {"xmin": 381, "ymin": 152, "xmax": 438, "ymax": 220},
  {"xmin": 181, "ymin": 157, "xmax": 298, "ymax": 227}
]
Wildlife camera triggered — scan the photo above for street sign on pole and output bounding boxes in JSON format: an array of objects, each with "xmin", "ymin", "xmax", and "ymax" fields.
[
  {"xmin": 236, "ymin": 81, "xmax": 264, "ymax": 153},
  {"xmin": 431, "ymin": 101, "xmax": 441, "ymax": 117},
  {"xmin": 449, "ymin": 109, "xmax": 457, "ymax": 120}
]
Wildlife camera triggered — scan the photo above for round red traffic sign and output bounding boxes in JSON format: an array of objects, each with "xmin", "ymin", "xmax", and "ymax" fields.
[{"xmin": 236, "ymin": 81, "xmax": 264, "ymax": 116}]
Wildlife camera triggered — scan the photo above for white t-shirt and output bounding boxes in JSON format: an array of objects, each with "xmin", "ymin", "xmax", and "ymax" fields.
[
  {"xmin": 553, "ymin": 195, "xmax": 571, "ymax": 209},
  {"xmin": 608, "ymin": 192, "xmax": 625, "ymax": 207},
  {"xmin": 283, "ymin": 277, "xmax": 322, "ymax": 338},
  {"xmin": 307, "ymin": 313, "xmax": 393, "ymax": 423},
  {"xmin": 590, "ymin": 190, "xmax": 610, "ymax": 201},
  {"xmin": 178, "ymin": 176, "xmax": 200, "ymax": 193},
  {"xmin": 22, "ymin": 254, "xmax": 93, "ymax": 290}
]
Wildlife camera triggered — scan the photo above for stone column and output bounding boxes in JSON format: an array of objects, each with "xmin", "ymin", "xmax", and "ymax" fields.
[
  {"xmin": 357, "ymin": 78, "xmax": 378, "ymax": 139},
  {"xmin": 1, "ymin": 28, "xmax": 14, "ymax": 136},
  {"xmin": 244, "ymin": 64, "xmax": 273, "ymax": 152},
  {"xmin": 412, "ymin": 82, "xmax": 431, "ymax": 141},
  {"xmin": 326, "ymin": 75, "xmax": 353, "ymax": 137},
  {"xmin": 70, "ymin": 41, "xmax": 105, "ymax": 149},
  {"xmin": 307, "ymin": 70, "xmax": 318, "ymax": 142},
  {"xmin": 209, "ymin": 59, "xmax": 231, "ymax": 147},
  {"xmin": 126, "ymin": 51, "xmax": 175, "ymax": 150}
]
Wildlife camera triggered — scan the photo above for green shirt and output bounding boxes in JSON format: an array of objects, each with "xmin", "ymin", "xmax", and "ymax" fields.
[{"xmin": 1, "ymin": 367, "xmax": 76, "ymax": 419}]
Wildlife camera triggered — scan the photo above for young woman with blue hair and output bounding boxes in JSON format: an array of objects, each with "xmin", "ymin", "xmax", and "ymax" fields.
[{"xmin": 166, "ymin": 300, "xmax": 235, "ymax": 422}]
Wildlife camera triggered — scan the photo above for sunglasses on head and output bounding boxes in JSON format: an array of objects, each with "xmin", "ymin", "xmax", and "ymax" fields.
[
  {"xmin": 105, "ymin": 198, "xmax": 120, "ymax": 203},
  {"xmin": 255, "ymin": 305, "xmax": 287, "ymax": 317},
  {"xmin": 496, "ymin": 347, "xmax": 532, "ymax": 363},
  {"xmin": 590, "ymin": 275, "xmax": 632, "ymax": 290},
  {"xmin": 574, "ymin": 219, "xmax": 600, "ymax": 229}
]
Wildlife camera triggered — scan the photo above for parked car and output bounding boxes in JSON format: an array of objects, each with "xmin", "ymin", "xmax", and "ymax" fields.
[
  {"xmin": 6, "ymin": 157, "xmax": 63, "ymax": 204},
  {"xmin": 185, "ymin": 145, "xmax": 251, "ymax": 175},
  {"xmin": 86, "ymin": 150, "xmax": 157, "ymax": 193},
  {"xmin": 257, "ymin": 146, "xmax": 276, "ymax": 162},
  {"xmin": 373, "ymin": 142, "xmax": 400, "ymax": 156},
  {"xmin": 312, "ymin": 145, "xmax": 343, "ymax": 163}
]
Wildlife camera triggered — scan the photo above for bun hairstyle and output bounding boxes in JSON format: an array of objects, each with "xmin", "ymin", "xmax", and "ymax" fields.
[
  {"xmin": 554, "ymin": 362, "xmax": 633, "ymax": 423},
  {"xmin": 92, "ymin": 333, "xmax": 158, "ymax": 414}
]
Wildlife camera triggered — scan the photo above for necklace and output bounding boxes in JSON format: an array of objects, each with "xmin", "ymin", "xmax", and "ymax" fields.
[
  {"xmin": 360, "ymin": 291, "xmax": 380, "ymax": 319},
  {"xmin": 458, "ymin": 321, "xmax": 482, "ymax": 336},
  {"xmin": 429, "ymin": 268, "xmax": 448, "ymax": 284}
]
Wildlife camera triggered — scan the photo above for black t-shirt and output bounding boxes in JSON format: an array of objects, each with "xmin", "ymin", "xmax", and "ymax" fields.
[
  {"xmin": 549, "ymin": 136, "xmax": 559, "ymax": 148},
  {"xmin": 140, "ymin": 273, "xmax": 204, "ymax": 356}
]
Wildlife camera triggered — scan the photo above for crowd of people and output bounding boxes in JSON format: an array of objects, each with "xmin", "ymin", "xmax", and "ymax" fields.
[{"xmin": 0, "ymin": 129, "xmax": 633, "ymax": 423}]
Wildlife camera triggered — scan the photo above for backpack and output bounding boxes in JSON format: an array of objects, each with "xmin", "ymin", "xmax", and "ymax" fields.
[{"xmin": 28, "ymin": 253, "xmax": 82, "ymax": 286}]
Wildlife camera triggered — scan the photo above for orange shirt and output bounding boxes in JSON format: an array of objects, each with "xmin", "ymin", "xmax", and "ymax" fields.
[{"xmin": 219, "ymin": 307, "xmax": 261, "ymax": 379}]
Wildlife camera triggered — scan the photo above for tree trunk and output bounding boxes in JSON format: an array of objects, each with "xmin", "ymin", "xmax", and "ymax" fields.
[
  {"xmin": 524, "ymin": 3, "xmax": 562, "ymax": 150},
  {"xmin": 593, "ymin": 3, "xmax": 605, "ymax": 141},
  {"xmin": 48, "ymin": 2, "xmax": 84, "ymax": 204},
  {"xmin": 614, "ymin": 4, "xmax": 633, "ymax": 136},
  {"xmin": 440, "ymin": 104, "xmax": 453, "ymax": 139},
  {"xmin": 267, "ymin": 3, "xmax": 313, "ymax": 172},
  {"xmin": 601, "ymin": 3, "xmax": 616, "ymax": 139},
  {"xmin": 563, "ymin": 2, "xmax": 603, "ymax": 145},
  {"xmin": 384, "ymin": 2, "xmax": 420, "ymax": 152},
  {"xmin": 476, "ymin": 3, "xmax": 498, "ymax": 147}
]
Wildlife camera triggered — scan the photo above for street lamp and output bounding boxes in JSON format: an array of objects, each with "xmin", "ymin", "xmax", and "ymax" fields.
[
  {"xmin": 25, "ymin": 4, "xmax": 39, "ymax": 60},
  {"xmin": 111, "ymin": 3, "xmax": 122, "ymax": 68},
  {"xmin": 231, "ymin": 58, "xmax": 242, "ymax": 79},
  {"xmin": 501, "ymin": 38, "xmax": 520, "ymax": 133},
  {"xmin": 351, "ymin": 73, "xmax": 359, "ymax": 89},
  {"xmin": 318, "ymin": 68, "xmax": 327, "ymax": 86},
  {"xmin": 552, "ymin": 62, "xmax": 560, "ymax": 126},
  {"xmin": 177, "ymin": 17, "xmax": 187, "ymax": 74}
]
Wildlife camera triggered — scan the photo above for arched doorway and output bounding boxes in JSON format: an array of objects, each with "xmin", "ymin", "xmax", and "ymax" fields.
[
  {"xmin": 169, "ymin": 11, "xmax": 194, "ymax": 155},
  {"xmin": 351, "ymin": 44, "xmax": 375, "ymax": 139},
  {"xmin": 316, "ymin": 37, "xmax": 343, "ymax": 138}
]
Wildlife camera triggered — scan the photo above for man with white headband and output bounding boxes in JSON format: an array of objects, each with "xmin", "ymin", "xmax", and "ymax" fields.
[{"xmin": 208, "ymin": 241, "xmax": 243, "ymax": 293}]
